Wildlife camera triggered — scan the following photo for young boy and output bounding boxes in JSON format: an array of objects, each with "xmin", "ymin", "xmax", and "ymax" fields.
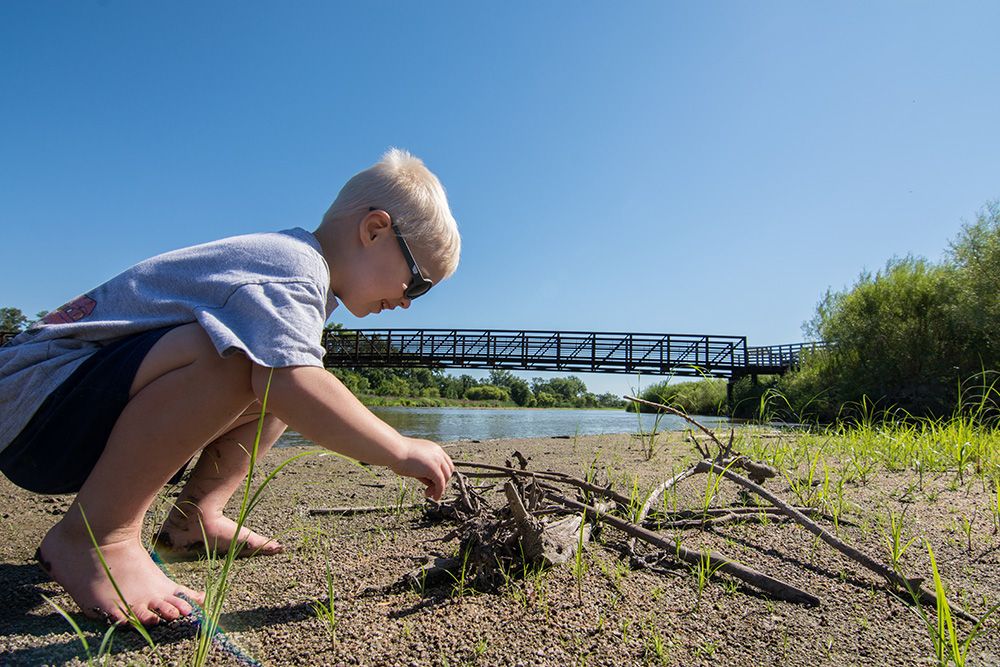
[{"xmin": 0, "ymin": 149, "xmax": 459, "ymax": 626}]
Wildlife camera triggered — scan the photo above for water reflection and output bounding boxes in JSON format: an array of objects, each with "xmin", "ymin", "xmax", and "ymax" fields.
[{"xmin": 277, "ymin": 407, "xmax": 730, "ymax": 447}]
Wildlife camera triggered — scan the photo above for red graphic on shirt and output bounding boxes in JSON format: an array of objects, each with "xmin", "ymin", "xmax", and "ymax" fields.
[{"xmin": 41, "ymin": 295, "xmax": 97, "ymax": 325}]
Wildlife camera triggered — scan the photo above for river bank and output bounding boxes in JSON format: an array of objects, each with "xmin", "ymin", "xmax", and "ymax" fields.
[
  {"xmin": 2, "ymin": 431, "xmax": 998, "ymax": 665},
  {"xmin": 357, "ymin": 395, "xmax": 625, "ymax": 410}
]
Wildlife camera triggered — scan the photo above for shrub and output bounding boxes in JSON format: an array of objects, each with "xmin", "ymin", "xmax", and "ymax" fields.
[
  {"xmin": 630, "ymin": 379, "xmax": 728, "ymax": 416},
  {"xmin": 464, "ymin": 384, "xmax": 510, "ymax": 401},
  {"xmin": 535, "ymin": 391, "xmax": 558, "ymax": 408}
]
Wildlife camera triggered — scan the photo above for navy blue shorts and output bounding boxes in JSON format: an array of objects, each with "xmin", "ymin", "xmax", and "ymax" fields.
[{"xmin": 0, "ymin": 327, "xmax": 189, "ymax": 495}]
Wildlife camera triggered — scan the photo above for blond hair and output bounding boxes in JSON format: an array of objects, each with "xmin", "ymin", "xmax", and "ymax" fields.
[{"xmin": 324, "ymin": 148, "xmax": 461, "ymax": 278}]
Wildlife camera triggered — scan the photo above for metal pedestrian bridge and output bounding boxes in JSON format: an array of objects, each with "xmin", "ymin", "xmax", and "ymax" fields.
[
  {"xmin": 322, "ymin": 328, "xmax": 824, "ymax": 380},
  {"xmin": 0, "ymin": 328, "xmax": 824, "ymax": 381}
]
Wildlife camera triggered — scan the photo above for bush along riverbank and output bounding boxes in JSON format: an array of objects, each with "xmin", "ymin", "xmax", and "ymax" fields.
[
  {"xmin": 330, "ymin": 366, "xmax": 626, "ymax": 409},
  {"xmin": 633, "ymin": 202, "xmax": 1000, "ymax": 426},
  {"xmin": 752, "ymin": 202, "xmax": 1000, "ymax": 424}
]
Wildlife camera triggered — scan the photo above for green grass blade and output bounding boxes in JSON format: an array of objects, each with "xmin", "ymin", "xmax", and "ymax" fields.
[{"xmin": 41, "ymin": 594, "xmax": 92, "ymax": 663}]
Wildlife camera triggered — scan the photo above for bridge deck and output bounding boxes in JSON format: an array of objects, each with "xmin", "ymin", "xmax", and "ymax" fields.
[
  {"xmin": 323, "ymin": 329, "xmax": 822, "ymax": 379},
  {"xmin": 1, "ymin": 329, "xmax": 824, "ymax": 379}
]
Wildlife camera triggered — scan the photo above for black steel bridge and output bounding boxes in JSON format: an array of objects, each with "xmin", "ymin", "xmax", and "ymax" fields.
[
  {"xmin": 322, "ymin": 329, "xmax": 824, "ymax": 383},
  {"xmin": 0, "ymin": 328, "xmax": 825, "ymax": 388}
]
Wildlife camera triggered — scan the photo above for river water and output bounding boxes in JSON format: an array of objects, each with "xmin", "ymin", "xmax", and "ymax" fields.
[{"xmin": 276, "ymin": 406, "xmax": 730, "ymax": 447}]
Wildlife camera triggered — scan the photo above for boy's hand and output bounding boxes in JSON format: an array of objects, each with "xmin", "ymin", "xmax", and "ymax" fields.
[{"xmin": 390, "ymin": 437, "xmax": 455, "ymax": 501}]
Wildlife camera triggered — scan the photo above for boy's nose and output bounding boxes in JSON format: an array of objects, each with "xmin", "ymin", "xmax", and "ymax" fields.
[{"xmin": 400, "ymin": 297, "xmax": 411, "ymax": 310}]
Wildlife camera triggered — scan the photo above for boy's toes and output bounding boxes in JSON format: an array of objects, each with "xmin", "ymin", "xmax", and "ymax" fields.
[
  {"xmin": 150, "ymin": 599, "xmax": 182, "ymax": 622},
  {"xmin": 165, "ymin": 594, "xmax": 194, "ymax": 617},
  {"xmin": 258, "ymin": 541, "xmax": 283, "ymax": 556},
  {"xmin": 89, "ymin": 605, "xmax": 127, "ymax": 626},
  {"xmin": 128, "ymin": 604, "xmax": 162, "ymax": 627},
  {"xmin": 176, "ymin": 585, "xmax": 206, "ymax": 606}
]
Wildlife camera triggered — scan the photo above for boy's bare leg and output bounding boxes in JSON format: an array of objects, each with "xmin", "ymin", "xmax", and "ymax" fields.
[
  {"xmin": 153, "ymin": 410, "xmax": 289, "ymax": 558},
  {"xmin": 37, "ymin": 324, "xmax": 257, "ymax": 625}
]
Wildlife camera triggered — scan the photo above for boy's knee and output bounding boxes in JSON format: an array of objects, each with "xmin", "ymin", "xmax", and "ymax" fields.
[{"xmin": 130, "ymin": 323, "xmax": 254, "ymax": 400}]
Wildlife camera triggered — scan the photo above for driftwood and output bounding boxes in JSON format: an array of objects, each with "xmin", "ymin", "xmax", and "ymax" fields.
[
  {"xmin": 545, "ymin": 490, "xmax": 819, "ymax": 605},
  {"xmin": 447, "ymin": 460, "xmax": 820, "ymax": 605},
  {"xmin": 623, "ymin": 395, "xmax": 980, "ymax": 624},
  {"xmin": 403, "ymin": 556, "xmax": 462, "ymax": 590},
  {"xmin": 693, "ymin": 459, "xmax": 979, "ymax": 623},
  {"xmin": 384, "ymin": 395, "xmax": 982, "ymax": 624},
  {"xmin": 307, "ymin": 503, "xmax": 425, "ymax": 515},
  {"xmin": 504, "ymin": 481, "xmax": 590, "ymax": 565},
  {"xmin": 453, "ymin": 460, "xmax": 632, "ymax": 507}
]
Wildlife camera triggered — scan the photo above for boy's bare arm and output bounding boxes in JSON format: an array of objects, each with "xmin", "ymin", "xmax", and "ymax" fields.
[{"xmin": 250, "ymin": 364, "xmax": 453, "ymax": 498}]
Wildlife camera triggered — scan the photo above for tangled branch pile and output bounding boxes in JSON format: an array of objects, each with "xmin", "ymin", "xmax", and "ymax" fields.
[{"xmin": 356, "ymin": 396, "xmax": 979, "ymax": 623}]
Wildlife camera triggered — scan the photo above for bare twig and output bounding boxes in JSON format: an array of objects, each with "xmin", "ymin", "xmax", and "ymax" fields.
[
  {"xmin": 453, "ymin": 460, "xmax": 631, "ymax": 507},
  {"xmin": 624, "ymin": 395, "xmax": 727, "ymax": 455},
  {"xmin": 544, "ymin": 490, "xmax": 820, "ymax": 605},
  {"xmin": 694, "ymin": 460, "xmax": 980, "ymax": 624},
  {"xmin": 308, "ymin": 503, "xmax": 425, "ymax": 515},
  {"xmin": 626, "ymin": 464, "xmax": 699, "ymax": 559}
]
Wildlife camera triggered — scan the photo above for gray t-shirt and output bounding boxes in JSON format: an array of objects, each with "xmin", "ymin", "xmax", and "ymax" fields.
[{"xmin": 0, "ymin": 227, "xmax": 338, "ymax": 454}]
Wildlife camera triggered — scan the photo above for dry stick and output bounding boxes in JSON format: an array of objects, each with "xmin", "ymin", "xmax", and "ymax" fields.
[
  {"xmin": 623, "ymin": 394, "xmax": 975, "ymax": 621},
  {"xmin": 663, "ymin": 514, "xmax": 757, "ymax": 530},
  {"xmin": 657, "ymin": 512, "xmax": 813, "ymax": 530},
  {"xmin": 625, "ymin": 395, "xmax": 727, "ymax": 455},
  {"xmin": 543, "ymin": 490, "xmax": 820, "ymax": 606},
  {"xmin": 624, "ymin": 396, "xmax": 779, "ymax": 483},
  {"xmin": 308, "ymin": 503, "xmax": 425, "ymax": 515},
  {"xmin": 626, "ymin": 464, "xmax": 700, "ymax": 558},
  {"xmin": 695, "ymin": 460, "xmax": 981, "ymax": 624},
  {"xmin": 455, "ymin": 471, "xmax": 480, "ymax": 515},
  {"xmin": 646, "ymin": 505, "xmax": 832, "ymax": 522},
  {"xmin": 453, "ymin": 460, "xmax": 632, "ymax": 507}
]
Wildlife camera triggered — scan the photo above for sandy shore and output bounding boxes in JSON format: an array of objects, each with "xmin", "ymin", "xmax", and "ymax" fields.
[{"xmin": 2, "ymin": 431, "xmax": 999, "ymax": 666}]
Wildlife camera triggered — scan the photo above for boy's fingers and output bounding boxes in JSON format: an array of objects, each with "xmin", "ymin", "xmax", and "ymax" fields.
[{"xmin": 417, "ymin": 476, "xmax": 439, "ymax": 500}]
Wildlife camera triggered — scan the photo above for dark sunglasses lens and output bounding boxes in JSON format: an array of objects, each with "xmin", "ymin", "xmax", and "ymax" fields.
[{"xmin": 406, "ymin": 279, "xmax": 432, "ymax": 299}]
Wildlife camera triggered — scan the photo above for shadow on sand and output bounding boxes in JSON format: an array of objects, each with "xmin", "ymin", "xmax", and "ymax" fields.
[{"xmin": 0, "ymin": 562, "xmax": 316, "ymax": 666}]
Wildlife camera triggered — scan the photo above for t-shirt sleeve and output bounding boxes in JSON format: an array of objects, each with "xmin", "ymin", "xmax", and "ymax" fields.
[{"xmin": 195, "ymin": 280, "xmax": 328, "ymax": 368}]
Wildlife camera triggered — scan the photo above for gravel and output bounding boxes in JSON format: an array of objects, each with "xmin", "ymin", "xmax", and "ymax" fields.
[{"xmin": 1, "ymin": 431, "xmax": 998, "ymax": 666}]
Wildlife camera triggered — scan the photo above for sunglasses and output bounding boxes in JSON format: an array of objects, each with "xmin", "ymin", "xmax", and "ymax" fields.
[{"xmin": 369, "ymin": 207, "xmax": 434, "ymax": 300}]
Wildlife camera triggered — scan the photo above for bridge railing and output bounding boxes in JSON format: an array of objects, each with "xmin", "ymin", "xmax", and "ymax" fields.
[
  {"xmin": 323, "ymin": 329, "xmax": 749, "ymax": 377},
  {"xmin": 0, "ymin": 328, "xmax": 823, "ymax": 378},
  {"xmin": 746, "ymin": 341, "xmax": 828, "ymax": 369}
]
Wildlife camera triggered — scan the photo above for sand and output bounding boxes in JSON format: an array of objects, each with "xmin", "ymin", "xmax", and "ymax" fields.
[{"xmin": 2, "ymin": 431, "xmax": 999, "ymax": 666}]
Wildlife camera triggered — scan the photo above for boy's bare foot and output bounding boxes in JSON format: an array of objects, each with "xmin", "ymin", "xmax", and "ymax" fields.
[
  {"xmin": 152, "ymin": 513, "xmax": 284, "ymax": 561},
  {"xmin": 38, "ymin": 520, "xmax": 206, "ymax": 626}
]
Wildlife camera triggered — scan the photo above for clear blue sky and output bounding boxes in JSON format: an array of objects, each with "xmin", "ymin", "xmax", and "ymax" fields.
[{"xmin": 2, "ymin": 2, "xmax": 998, "ymax": 396}]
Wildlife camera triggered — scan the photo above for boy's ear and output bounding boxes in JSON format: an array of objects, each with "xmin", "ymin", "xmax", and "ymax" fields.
[{"xmin": 359, "ymin": 209, "xmax": 392, "ymax": 246}]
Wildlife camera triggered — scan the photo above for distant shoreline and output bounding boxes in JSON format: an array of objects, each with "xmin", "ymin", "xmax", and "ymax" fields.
[{"xmin": 358, "ymin": 395, "xmax": 625, "ymax": 410}]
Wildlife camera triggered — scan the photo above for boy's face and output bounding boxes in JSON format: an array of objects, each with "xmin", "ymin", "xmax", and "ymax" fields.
[{"xmin": 337, "ymin": 210, "xmax": 438, "ymax": 318}]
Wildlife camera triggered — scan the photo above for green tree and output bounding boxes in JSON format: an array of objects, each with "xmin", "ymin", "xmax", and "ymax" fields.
[
  {"xmin": 330, "ymin": 368, "xmax": 371, "ymax": 395},
  {"xmin": 464, "ymin": 385, "xmax": 509, "ymax": 401},
  {"xmin": 948, "ymin": 200, "xmax": 1000, "ymax": 372},
  {"xmin": 437, "ymin": 375, "xmax": 465, "ymax": 399},
  {"xmin": 531, "ymin": 376, "xmax": 587, "ymax": 404},
  {"xmin": 805, "ymin": 256, "xmax": 961, "ymax": 416},
  {"xmin": 1, "ymin": 307, "xmax": 28, "ymax": 332},
  {"xmin": 596, "ymin": 392, "xmax": 626, "ymax": 408},
  {"xmin": 507, "ymin": 378, "xmax": 533, "ymax": 406},
  {"xmin": 375, "ymin": 375, "xmax": 411, "ymax": 397},
  {"xmin": 534, "ymin": 391, "xmax": 558, "ymax": 408},
  {"xmin": 488, "ymin": 369, "xmax": 516, "ymax": 388}
]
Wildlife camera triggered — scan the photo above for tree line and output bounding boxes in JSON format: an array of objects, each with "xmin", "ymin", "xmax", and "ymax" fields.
[
  {"xmin": 634, "ymin": 201, "xmax": 1000, "ymax": 422},
  {"xmin": 755, "ymin": 201, "xmax": 1000, "ymax": 422},
  {"xmin": 330, "ymin": 365, "xmax": 625, "ymax": 409}
]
